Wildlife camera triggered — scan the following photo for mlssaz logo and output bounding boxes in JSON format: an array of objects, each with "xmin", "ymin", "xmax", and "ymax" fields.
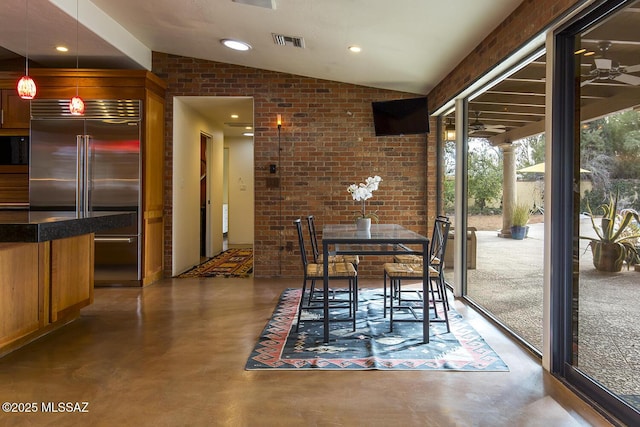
[{"xmin": 41, "ymin": 402, "xmax": 89, "ymax": 413}]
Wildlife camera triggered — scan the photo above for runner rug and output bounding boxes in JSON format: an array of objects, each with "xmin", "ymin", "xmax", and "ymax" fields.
[
  {"xmin": 177, "ymin": 248, "xmax": 253, "ymax": 278},
  {"xmin": 245, "ymin": 288, "xmax": 509, "ymax": 371}
]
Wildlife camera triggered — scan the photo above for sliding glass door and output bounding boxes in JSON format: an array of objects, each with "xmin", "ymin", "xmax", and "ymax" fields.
[
  {"xmin": 553, "ymin": 1, "xmax": 640, "ymax": 423},
  {"xmin": 450, "ymin": 51, "xmax": 547, "ymax": 354}
]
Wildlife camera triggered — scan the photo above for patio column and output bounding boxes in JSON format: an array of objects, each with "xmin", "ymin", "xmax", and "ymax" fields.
[{"xmin": 500, "ymin": 143, "xmax": 516, "ymax": 237}]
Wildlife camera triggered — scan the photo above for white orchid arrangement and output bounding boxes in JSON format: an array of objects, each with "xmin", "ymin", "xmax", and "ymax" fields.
[{"xmin": 347, "ymin": 175, "xmax": 383, "ymax": 222}]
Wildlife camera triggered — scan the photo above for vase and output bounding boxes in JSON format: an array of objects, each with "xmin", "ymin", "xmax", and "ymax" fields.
[{"xmin": 356, "ymin": 217, "xmax": 371, "ymax": 232}]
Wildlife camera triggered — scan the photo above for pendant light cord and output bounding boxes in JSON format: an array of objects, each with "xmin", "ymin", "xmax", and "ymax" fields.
[
  {"xmin": 25, "ymin": 0, "xmax": 29, "ymax": 75},
  {"xmin": 76, "ymin": 0, "xmax": 80, "ymax": 95}
]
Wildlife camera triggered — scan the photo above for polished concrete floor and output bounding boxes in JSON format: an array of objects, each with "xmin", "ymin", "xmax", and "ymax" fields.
[{"xmin": 0, "ymin": 277, "xmax": 618, "ymax": 427}]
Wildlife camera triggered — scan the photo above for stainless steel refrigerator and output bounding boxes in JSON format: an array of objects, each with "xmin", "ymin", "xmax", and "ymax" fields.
[{"xmin": 30, "ymin": 99, "xmax": 142, "ymax": 284}]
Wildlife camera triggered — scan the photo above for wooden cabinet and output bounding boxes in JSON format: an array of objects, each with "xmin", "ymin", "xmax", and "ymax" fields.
[
  {"xmin": 0, "ymin": 165, "xmax": 29, "ymax": 206},
  {"xmin": 0, "ymin": 74, "xmax": 31, "ymax": 206},
  {"xmin": 50, "ymin": 234, "xmax": 94, "ymax": 322},
  {"xmin": 0, "ymin": 234, "xmax": 95, "ymax": 356},
  {"xmin": 0, "ymin": 73, "xmax": 31, "ymax": 133},
  {"xmin": 0, "ymin": 243, "xmax": 44, "ymax": 350},
  {"xmin": 1, "ymin": 89, "xmax": 30, "ymax": 129},
  {"xmin": 30, "ymin": 68, "xmax": 167, "ymax": 286}
]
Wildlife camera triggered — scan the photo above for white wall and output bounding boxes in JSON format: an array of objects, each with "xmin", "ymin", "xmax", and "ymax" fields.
[
  {"xmin": 225, "ymin": 136, "xmax": 254, "ymax": 245},
  {"xmin": 172, "ymin": 98, "xmax": 224, "ymax": 276}
]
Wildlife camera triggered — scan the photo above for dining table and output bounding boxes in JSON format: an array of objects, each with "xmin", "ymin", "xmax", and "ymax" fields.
[{"xmin": 321, "ymin": 223, "xmax": 430, "ymax": 344}]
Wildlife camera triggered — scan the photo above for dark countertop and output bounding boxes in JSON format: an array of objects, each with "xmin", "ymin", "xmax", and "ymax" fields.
[{"xmin": 0, "ymin": 211, "xmax": 137, "ymax": 242}]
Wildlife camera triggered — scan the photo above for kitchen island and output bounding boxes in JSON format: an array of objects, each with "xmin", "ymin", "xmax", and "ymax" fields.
[{"xmin": 0, "ymin": 211, "xmax": 136, "ymax": 356}]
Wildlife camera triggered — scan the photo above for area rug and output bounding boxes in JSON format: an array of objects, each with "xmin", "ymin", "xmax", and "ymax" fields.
[
  {"xmin": 245, "ymin": 288, "xmax": 509, "ymax": 371},
  {"xmin": 177, "ymin": 248, "xmax": 253, "ymax": 278}
]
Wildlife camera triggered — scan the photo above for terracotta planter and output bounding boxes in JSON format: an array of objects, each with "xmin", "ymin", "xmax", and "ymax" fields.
[{"xmin": 590, "ymin": 241, "xmax": 624, "ymax": 272}]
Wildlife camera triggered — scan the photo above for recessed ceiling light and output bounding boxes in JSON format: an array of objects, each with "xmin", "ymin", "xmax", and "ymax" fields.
[
  {"xmin": 243, "ymin": 132, "xmax": 254, "ymax": 137},
  {"xmin": 56, "ymin": 46, "xmax": 69, "ymax": 52},
  {"xmin": 348, "ymin": 45, "xmax": 362, "ymax": 53},
  {"xmin": 584, "ymin": 51, "xmax": 596, "ymax": 56},
  {"xmin": 230, "ymin": 114, "xmax": 239, "ymax": 119},
  {"xmin": 221, "ymin": 39, "xmax": 252, "ymax": 51}
]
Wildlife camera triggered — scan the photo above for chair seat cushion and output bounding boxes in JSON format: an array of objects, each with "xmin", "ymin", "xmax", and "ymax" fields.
[
  {"xmin": 393, "ymin": 254, "xmax": 440, "ymax": 265},
  {"xmin": 317, "ymin": 254, "xmax": 360, "ymax": 265},
  {"xmin": 306, "ymin": 262, "xmax": 357, "ymax": 278},
  {"xmin": 384, "ymin": 263, "xmax": 439, "ymax": 278}
]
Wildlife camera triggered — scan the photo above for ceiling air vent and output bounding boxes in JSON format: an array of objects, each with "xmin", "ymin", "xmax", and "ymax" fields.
[{"xmin": 272, "ymin": 33, "xmax": 305, "ymax": 48}]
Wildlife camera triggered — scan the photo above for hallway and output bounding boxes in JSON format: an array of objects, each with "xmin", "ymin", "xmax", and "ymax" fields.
[{"xmin": 0, "ymin": 277, "xmax": 614, "ymax": 426}]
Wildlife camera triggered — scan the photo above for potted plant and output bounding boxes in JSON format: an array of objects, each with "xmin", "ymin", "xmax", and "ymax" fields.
[
  {"xmin": 580, "ymin": 191, "xmax": 640, "ymax": 272},
  {"xmin": 510, "ymin": 202, "xmax": 531, "ymax": 240},
  {"xmin": 347, "ymin": 175, "xmax": 382, "ymax": 231}
]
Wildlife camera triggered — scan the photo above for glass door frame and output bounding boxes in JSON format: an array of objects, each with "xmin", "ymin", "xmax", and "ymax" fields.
[{"xmin": 552, "ymin": 0, "xmax": 640, "ymax": 423}]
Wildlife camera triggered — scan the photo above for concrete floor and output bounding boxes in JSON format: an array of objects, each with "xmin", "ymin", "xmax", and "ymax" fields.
[{"xmin": 0, "ymin": 277, "xmax": 618, "ymax": 426}]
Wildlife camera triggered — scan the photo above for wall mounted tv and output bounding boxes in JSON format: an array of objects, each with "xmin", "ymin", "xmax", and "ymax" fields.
[{"xmin": 371, "ymin": 96, "xmax": 429, "ymax": 136}]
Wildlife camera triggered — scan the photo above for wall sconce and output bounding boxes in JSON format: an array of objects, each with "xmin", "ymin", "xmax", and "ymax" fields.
[
  {"xmin": 277, "ymin": 114, "xmax": 282, "ymax": 156},
  {"xmin": 444, "ymin": 119, "xmax": 456, "ymax": 141},
  {"xmin": 17, "ymin": 0, "xmax": 36, "ymax": 99}
]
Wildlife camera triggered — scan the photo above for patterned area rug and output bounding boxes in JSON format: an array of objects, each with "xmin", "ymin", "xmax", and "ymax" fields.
[
  {"xmin": 246, "ymin": 288, "xmax": 509, "ymax": 370},
  {"xmin": 177, "ymin": 248, "xmax": 253, "ymax": 278}
]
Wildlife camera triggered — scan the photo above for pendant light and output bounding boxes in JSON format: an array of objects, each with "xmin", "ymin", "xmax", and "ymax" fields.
[
  {"xmin": 69, "ymin": 0, "xmax": 84, "ymax": 115},
  {"xmin": 17, "ymin": 0, "xmax": 37, "ymax": 99},
  {"xmin": 444, "ymin": 118, "xmax": 456, "ymax": 141}
]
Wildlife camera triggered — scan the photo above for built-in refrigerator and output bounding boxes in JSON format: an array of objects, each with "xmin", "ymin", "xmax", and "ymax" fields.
[{"xmin": 30, "ymin": 99, "xmax": 142, "ymax": 284}]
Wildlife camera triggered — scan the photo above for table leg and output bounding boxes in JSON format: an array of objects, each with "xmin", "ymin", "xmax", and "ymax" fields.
[{"xmin": 323, "ymin": 241, "xmax": 329, "ymax": 343}]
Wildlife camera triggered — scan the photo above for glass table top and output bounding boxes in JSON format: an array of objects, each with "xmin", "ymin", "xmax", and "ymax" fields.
[{"xmin": 322, "ymin": 223, "xmax": 428, "ymax": 243}]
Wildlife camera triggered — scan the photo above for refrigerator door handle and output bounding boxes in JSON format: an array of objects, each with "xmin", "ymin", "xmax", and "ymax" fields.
[
  {"xmin": 84, "ymin": 134, "xmax": 92, "ymax": 215},
  {"xmin": 95, "ymin": 237, "xmax": 136, "ymax": 243},
  {"xmin": 76, "ymin": 135, "xmax": 84, "ymax": 216}
]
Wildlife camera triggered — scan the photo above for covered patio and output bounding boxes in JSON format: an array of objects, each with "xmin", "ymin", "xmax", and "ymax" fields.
[{"xmin": 446, "ymin": 217, "xmax": 640, "ymax": 405}]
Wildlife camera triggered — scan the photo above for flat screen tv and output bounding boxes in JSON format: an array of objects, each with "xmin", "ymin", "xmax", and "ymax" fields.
[{"xmin": 371, "ymin": 96, "xmax": 429, "ymax": 136}]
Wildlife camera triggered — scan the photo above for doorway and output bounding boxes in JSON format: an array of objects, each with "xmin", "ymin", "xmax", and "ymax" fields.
[
  {"xmin": 200, "ymin": 133, "xmax": 209, "ymax": 259},
  {"xmin": 171, "ymin": 96, "xmax": 254, "ymax": 277}
]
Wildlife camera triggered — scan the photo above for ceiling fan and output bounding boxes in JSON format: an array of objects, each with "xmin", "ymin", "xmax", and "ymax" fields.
[
  {"xmin": 468, "ymin": 111, "xmax": 506, "ymax": 135},
  {"xmin": 581, "ymin": 41, "xmax": 640, "ymax": 86}
]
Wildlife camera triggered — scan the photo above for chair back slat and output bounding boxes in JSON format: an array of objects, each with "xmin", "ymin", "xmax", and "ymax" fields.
[
  {"xmin": 430, "ymin": 216, "xmax": 451, "ymax": 271},
  {"xmin": 306, "ymin": 215, "xmax": 320, "ymax": 263},
  {"xmin": 294, "ymin": 218, "xmax": 310, "ymax": 268}
]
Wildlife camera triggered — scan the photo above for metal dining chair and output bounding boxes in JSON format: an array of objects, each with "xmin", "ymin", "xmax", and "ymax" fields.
[
  {"xmin": 382, "ymin": 216, "xmax": 451, "ymax": 333},
  {"xmin": 392, "ymin": 215, "xmax": 450, "ymax": 310},
  {"xmin": 306, "ymin": 215, "xmax": 360, "ymax": 307},
  {"xmin": 307, "ymin": 215, "xmax": 360, "ymax": 268},
  {"xmin": 393, "ymin": 215, "xmax": 448, "ymax": 263},
  {"xmin": 293, "ymin": 219, "xmax": 358, "ymax": 332}
]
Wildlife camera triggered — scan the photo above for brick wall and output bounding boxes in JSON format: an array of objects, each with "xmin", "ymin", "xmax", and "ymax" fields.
[{"xmin": 152, "ymin": 53, "xmax": 438, "ymax": 278}]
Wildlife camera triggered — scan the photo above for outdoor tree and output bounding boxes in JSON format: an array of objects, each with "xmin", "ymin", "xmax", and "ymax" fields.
[
  {"xmin": 516, "ymin": 134, "xmax": 545, "ymax": 169},
  {"xmin": 443, "ymin": 141, "xmax": 456, "ymax": 213},
  {"xmin": 580, "ymin": 110, "xmax": 640, "ymax": 211},
  {"xmin": 467, "ymin": 140, "xmax": 503, "ymax": 213},
  {"xmin": 603, "ymin": 110, "xmax": 640, "ymax": 179}
]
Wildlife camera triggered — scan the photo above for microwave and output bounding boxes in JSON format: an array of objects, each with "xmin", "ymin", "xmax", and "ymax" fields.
[{"xmin": 0, "ymin": 136, "xmax": 29, "ymax": 165}]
